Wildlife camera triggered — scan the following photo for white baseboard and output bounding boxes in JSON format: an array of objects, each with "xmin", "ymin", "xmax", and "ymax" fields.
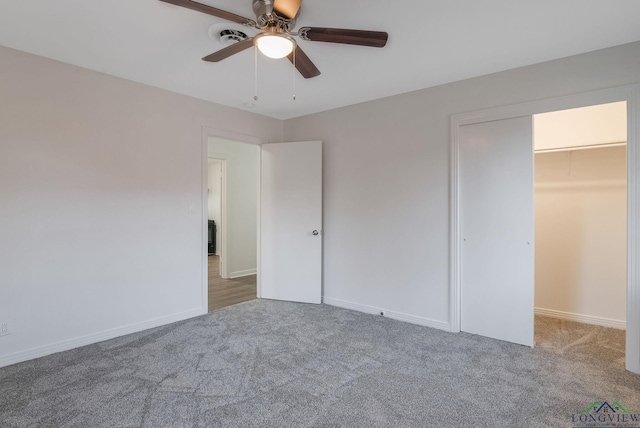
[
  {"xmin": 229, "ymin": 268, "xmax": 257, "ymax": 279},
  {"xmin": 0, "ymin": 307, "xmax": 206, "ymax": 369},
  {"xmin": 535, "ymin": 307, "xmax": 626, "ymax": 330},
  {"xmin": 323, "ymin": 296, "xmax": 451, "ymax": 332}
]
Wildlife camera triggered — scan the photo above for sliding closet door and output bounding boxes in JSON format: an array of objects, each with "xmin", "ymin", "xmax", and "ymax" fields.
[{"xmin": 459, "ymin": 116, "xmax": 534, "ymax": 347}]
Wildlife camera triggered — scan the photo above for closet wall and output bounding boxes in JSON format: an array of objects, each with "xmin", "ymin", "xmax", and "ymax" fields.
[{"xmin": 534, "ymin": 102, "xmax": 627, "ymax": 328}]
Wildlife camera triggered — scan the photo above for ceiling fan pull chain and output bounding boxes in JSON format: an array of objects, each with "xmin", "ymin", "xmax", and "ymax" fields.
[
  {"xmin": 292, "ymin": 47, "xmax": 296, "ymax": 101},
  {"xmin": 254, "ymin": 46, "xmax": 259, "ymax": 101}
]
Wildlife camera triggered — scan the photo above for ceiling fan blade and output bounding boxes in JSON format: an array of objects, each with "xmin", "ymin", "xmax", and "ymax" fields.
[
  {"xmin": 287, "ymin": 45, "xmax": 321, "ymax": 79},
  {"xmin": 298, "ymin": 27, "xmax": 388, "ymax": 48},
  {"xmin": 159, "ymin": 0, "xmax": 255, "ymax": 25},
  {"xmin": 202, "ymin": 38, "xmax": 254, "ymax": 62},
  {"xmin": 274, "ymin": 0, "xmax": 303, "ymax": 19}
]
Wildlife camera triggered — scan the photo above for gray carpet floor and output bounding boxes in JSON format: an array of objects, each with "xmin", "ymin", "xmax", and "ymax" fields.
[{"xmin": 1, "ymin": 299, "xmax": 639, "ymax": 427}]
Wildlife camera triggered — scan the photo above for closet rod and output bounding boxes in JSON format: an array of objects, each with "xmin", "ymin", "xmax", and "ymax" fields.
[{"xmin": 534, "ymin": 141, "xmax": 626, "ymax": 154}]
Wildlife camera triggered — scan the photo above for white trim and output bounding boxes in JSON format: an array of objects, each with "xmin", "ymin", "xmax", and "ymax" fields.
[
  {"xmin": 323, "ymin": 297, "xmax": 451, "ymax": 332},
  {"xmin": 201, "ymin": 132, "xmax": 209, "ymax": 313},
  {"xmin": 203, "ymin": 128, "xmax": 263, "ymax": 146},
  {"xmin": 219, "ymin": 159, "xmax": 228, "ymax": 278},
  {"xmin": 627, "ymin": 85, "xmax": 640, "ymax": 373},
  {"xmin": 0, "ymin": 308, "xmax": 204, "ymax": 369},
  {"xmin": 535, "ymin": 179, "xmax": 626, "ymax": 190},
  {"xmin": 449, "ymin": 115, "xmax": 461, "ymax": 334},
  {"xmin": 450, "ymin": 84, "xmax": 640, "ymax": 373},
  {"xmin": 535, "ymin": 307, "xmax": 626, "ymax": 330},
  {"xmin": 207, "ymin": 152, "xmax": 231, "ymax": 159},
  {"xmin": 229, "ymin": 268, "xmax": 257, "ymax": 278},
  {"xmin": 534, "ymin": 141, "xmax": 626, "ymax": 154},
  {"xmin": 453, "ymin": 86, "xmax": 637, "ymax": 127},
  {"xmin": 256, "ymin": 147, "xmax": 262, "ymax": 299},
  {"xmin": 323, "ymin": 296, "xmax": 381, "ymax": 315}
]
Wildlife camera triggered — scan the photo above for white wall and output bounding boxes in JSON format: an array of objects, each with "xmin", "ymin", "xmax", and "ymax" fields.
[
  {"xmin": 207, "ymin": 159, "xmax": 222, "ymax": 254},
  {"xmin": 535, "ymin": 147, "xmax": 627, "ymax": 327},
  {"xmin": 0, "ymin": 45, "xmax": 282, "ymax": 367},
  {"xmin": 283, "ymin": 41, "xmax": 640, "ymax": 329},
  {"xmin": 208, "ymin": 138, "xmax": 258, "ymax": 278},
  {"xmin": 3, "ymin": 39, "xmax": 640, "ymax": 368}
]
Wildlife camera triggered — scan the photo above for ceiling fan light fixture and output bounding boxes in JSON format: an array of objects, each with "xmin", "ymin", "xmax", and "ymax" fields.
[{"xmin": 255, "ymin": 33, "xmax": 295, "ymax": 59}]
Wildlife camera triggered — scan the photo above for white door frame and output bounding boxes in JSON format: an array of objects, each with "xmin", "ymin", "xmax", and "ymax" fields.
[
  {"xmin": 450, "ymin": 84, "xmax": 640, "ymax": 373},
  {"xmin": 201, "ymin": 127, "xmax": 263, "ymax": 312},
  {"xmin": 207, "ymin": 155, "xmax": 229, "ymax": 278}
]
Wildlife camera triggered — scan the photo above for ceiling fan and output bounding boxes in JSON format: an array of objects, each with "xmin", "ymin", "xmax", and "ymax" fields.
[{"xmin": 159, "ymin": 0, "xmax": 389, "ymax": 78}]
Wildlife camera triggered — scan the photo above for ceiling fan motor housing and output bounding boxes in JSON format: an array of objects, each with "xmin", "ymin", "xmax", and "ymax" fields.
[{"xmin": 252, "ymin": 0, "xmax": 297, "ymax": 31}]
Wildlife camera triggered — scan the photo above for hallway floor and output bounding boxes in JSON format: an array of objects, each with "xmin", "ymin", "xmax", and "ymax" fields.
[{"xmin": 208, "ymin": 255, "xmax": 257, "ymax": 311}]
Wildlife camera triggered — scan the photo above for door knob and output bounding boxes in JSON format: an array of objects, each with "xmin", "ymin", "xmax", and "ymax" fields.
[{"xmin": 312, "ymin": 230, "xmax": 319, "ymax": 236}]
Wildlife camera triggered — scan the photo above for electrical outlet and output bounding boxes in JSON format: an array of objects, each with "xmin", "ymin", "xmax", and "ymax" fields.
[{"xmin": 0, "ymin": 321, "xmax": 10, "ymax": 337}]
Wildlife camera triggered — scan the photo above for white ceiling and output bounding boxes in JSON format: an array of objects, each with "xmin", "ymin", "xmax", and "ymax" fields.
[{"xmin": 1, "ymin": 1, "xmax": 640, "ymax": 120}]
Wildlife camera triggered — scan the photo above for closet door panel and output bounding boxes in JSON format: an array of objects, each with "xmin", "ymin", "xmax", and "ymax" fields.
[{"xmin": 459, "ymin": 116, "xmax": 534, "ymax": 347}]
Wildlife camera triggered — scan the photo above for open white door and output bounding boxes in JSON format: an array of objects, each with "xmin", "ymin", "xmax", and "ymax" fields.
[
  {"xmin": 260, "ymin": 141, "xmax": 322, "ymax": 304},
  {"xmin": 459, "ymin": 116, "xmax": 534, "ymax": 347}
]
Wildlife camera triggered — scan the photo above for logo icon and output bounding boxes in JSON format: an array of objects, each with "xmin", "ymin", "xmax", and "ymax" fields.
[{"xmin": 572, "ymin": 401, "xmax": 639, "ymax": 427}]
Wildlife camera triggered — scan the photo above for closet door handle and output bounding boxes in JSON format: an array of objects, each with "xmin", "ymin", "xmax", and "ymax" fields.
[{"xmin": 312, "ymin": 230, "xmax": 319, "ymax": 236}]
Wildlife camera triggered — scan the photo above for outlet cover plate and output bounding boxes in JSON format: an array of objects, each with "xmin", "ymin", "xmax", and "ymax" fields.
[{"xmin": 0, "ymin": 322, "xmax": 10, "ymax": 336}]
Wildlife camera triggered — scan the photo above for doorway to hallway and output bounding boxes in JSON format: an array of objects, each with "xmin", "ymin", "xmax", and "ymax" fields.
[{"xmin": 206, "ymin": 137, "xmax": 259, "ymax": 312}]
